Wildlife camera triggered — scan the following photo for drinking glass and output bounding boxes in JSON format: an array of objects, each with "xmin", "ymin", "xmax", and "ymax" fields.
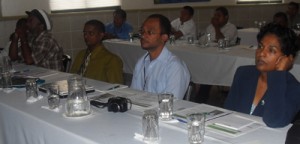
[
  {"xmin": 187, "ymin": 113, "xmax": 206, "ymax": 144},
  {"xmin": 2, "ymin": 56, "xmax": 12, "ymax": 72},
  {"xmin": 169, "ymin": 35, "xmax": 175, "ymax": 45},
  {"xmin": 48, "ymin": 84, "xmax": 60, "ymax": 109},
  {"xmin": 188, "ymin": 37, "xmax": 194, "ymax": 44},
  {"xmin": 158, "ymin": 93, "xmax": 174, "ymax": 121},
  {"xmin": 26, "ymin": 79, "xmax": 38, "ymax": 98},
  {"xmin": 129, "ymin": 32, "xmax": 134, "ymax": 42},
  {"xmin": 142, "ymin": 109, "xmax": 159, "ymax": 143},
  {"xmin": 65, "ymin": 75, "xmax": 90, "ymax": 117},
  {"xmin": 218, "ymin": 39, "xmax": 225, "ymax": 50},
  {"xmin": 1, "ymin": 71, "xmax": 12, "ymax": 92}
]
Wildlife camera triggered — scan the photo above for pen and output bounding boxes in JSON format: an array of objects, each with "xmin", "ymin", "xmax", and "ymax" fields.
[
  {"xmin": 107, "ymin": 85, "xmax": 120, "ymax": 90},
  {"xmin": 176, "ymin": 118, "xmax": 187, "ymax": 124}
]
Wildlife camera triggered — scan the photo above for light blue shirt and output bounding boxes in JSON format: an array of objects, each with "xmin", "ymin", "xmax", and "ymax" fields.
[
  {"xmin": 105, "ymin": 22, "xmax": 133, "ymax": 40},
  {"xmin": 131, "ymin": 47, "xmax": 190, "ymax": 99}
]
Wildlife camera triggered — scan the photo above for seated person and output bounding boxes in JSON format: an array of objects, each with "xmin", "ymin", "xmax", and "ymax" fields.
[
  {"xmin": 273, "ymin": 12, "xmax": 288, "ymax": 28},
  {"xmin": 287, "ymin": 1, "xmax": 300, "ymax": 29},
  {"xmin": 131, "ymin": 14, "xmax": 190, "ymax": 100},
  {"xmin": 9, "ymin": 9, "xmax": 63, "ymax": 71},
  {"xmin": 171, "ymin": 6, "xmax": 196, "ymax": 40},
  {"xmin": 204, "ymin": 7, "xmax": 237, "ymax": 45},
  {"xmin": 70, "ymin": 20, "xmax": 123, "ymax": 84},
  {"xmin": 224, "ymin": 23, "xmax": 300, "ymax": 128},
  {"xmin": 3, "ymin": 18, "xmax": 27, "ymax": 59},
  {"xmin": 105, "ymin": 9, "xmax": 133, "ymax": 40}
]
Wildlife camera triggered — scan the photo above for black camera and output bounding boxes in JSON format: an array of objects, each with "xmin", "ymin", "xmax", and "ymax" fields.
[{"xmin": 107, "ymin": 97, "xmax": 132, "ymax": 112}]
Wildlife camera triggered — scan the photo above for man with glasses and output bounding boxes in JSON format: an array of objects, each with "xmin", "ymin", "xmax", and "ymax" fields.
[
  {"xmin": 70, "ymin": 19, "xmax": 123, "ymax": 84},
  {"xmin": 131, "ymin": 14, "xmax": 190, "ymax": 99}
]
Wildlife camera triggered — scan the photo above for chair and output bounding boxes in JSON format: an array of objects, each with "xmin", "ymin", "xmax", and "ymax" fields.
[
  {"xmin": 184, "ymin": 81, "xmax": 194, "ymax": 101},
  {"xmin": 62, "ymin": 54, "xmax": 71, "ymax": 72}
]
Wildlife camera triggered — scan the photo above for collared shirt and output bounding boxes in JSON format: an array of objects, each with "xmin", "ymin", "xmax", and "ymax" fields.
[
  {"xmin": 205, "ymin": 22, "xmax": 238, "ymax": 45},
  {"xmin": 70, "ymin": 44, "xmax": 123, "ymax": 84},
  {"xmin": 131, "ymin": 46, "xmax": 190, "ymax": 99},
  {"xmin": 29, "ymin": 31, "xmax": 63, "ymax": 71},
  {"xmin": 171, "ymin": 18, "xmax": 196, "ymax": 40},
  {"xmin": 105, "ymin": 22, "xmax": 133, "ymax": 40}
]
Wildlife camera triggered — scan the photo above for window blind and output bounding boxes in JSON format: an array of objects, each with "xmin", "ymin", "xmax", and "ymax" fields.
[
  {"xmin": 50, "ymin": 0, "xmax": 121, "ymax": 12},
  {"xmin": 237, "ymin": 0, "xmax": 282, "ymax": 4}
]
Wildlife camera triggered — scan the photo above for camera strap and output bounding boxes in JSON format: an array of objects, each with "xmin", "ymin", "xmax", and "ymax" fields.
[{"xmin": 90, "ymin": 100, "xmax": 108, "ymax": 108}]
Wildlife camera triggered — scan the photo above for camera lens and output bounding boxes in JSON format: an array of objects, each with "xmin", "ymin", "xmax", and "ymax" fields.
[{"xmin": 108, "ymin": 103, "xmax": 120, "ymax": 112}]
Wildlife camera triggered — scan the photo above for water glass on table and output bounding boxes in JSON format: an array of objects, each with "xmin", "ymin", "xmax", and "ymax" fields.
[
  {"xmin": 1, "ymin": 71, "xmax": 12, "ymax": 92},
  {"xmin": 26, "ymin": 79, "xmax": 38, "ymax": 99},
  {"xmin": 158, "ymin": 93, "xmax": 174, "ymax": 121},
  {"xmin": 188, "ymin": 37, "xmax": 194, "ymax": 44},
  {"xmin": 2, "ymin": 56, "xmax": 12, "ymax": 72},
  {"xmin": 48, "ymin": 84, "xmax": 60, "ymax": 109},
  {"xmin": 142, "ymin": 109, "xmax": 159, "ymax": 143},
  {"xmin": 187, "ymin": 113, "xmax": 206, "ymax": 144}
]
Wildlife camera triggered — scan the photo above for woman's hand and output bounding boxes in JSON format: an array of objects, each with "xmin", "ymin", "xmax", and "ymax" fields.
[{"xmin": 275, "ymin": 55, "xmax": 294, "ymax": 71}]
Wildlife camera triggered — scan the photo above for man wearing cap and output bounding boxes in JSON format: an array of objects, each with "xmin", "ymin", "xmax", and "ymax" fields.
[{"xmin": 9, "ymin": 9, "xmax": 63, "ymax": 71}]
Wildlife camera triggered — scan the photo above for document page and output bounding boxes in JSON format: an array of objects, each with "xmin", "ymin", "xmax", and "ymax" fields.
[
  {"xmin": 173, "ymin": 104, "xmax": 231, "ymax": 121},
  {"xmin": 206, "ymin": 114, "xmax": 262, "ymax": 138}
]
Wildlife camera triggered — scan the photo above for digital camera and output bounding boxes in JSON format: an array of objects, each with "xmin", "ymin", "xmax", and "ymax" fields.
[{"xmin": 107, "ymin": 97, "xmax": 132, "ymax": 112}]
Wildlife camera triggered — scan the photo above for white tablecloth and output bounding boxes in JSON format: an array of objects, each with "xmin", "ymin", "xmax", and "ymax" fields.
[
  {"xmin": 0, "ymin": 65, "xmax": 290, "ymax": 144},
  {"xmin": 104, "ymin": 39, "xmax": 300, "ymax": 86},
  {"xmin": 237, "ymin": 28, "xmax": 259, "ymax": 46}
]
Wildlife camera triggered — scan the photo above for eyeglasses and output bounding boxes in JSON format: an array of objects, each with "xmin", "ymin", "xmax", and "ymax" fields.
[{"xmin": 139, "ymin": 29, "xmax": 160, "ymax": 36}]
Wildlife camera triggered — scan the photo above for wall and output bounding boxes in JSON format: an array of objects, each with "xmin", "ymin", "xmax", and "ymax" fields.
[{"xmin": 0, "ymin": 1, "xmax": 289, "ymax": 61}]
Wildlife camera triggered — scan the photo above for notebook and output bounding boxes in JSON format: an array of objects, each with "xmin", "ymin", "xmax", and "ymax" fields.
[{"xmin": 38, "ymin": 80, "xmax": 95, "ymax": 98}]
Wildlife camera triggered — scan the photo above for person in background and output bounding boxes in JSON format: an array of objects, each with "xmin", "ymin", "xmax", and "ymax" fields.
[
  {"xmin": 2, "ymin": 18, "xmax": 27, "ymax": 59},
  {"xmin": 171, "ymin": 6, "xmax": 196, "ymax": 40},
  {"xmin": 9, "ymin": 9, "xmax": 63, "ymax": 71},
  {"xmin": 224, "ymin": 23, "xmax": 300, "ymax": 128},
  {"xmin": 287, "ymin": 1, "xmax": 300, "ymax": 29},
  {"xmin": 273, "ymin": 12, "xmax": 288, "ymax": 28},
  {"xmin": 70, "ymin": 20, "xmax": 123, "ymax": 84},
  {"xmin": 105, "ymin": 9, "xmax": 133, "ymax": 40},
  {"xmin": 204, "ymin": 6, "xmax": 237, "ymax": 45},
  {"xmin": 131, "ymin": 14, "xmax": 190, "ymax": 100}
]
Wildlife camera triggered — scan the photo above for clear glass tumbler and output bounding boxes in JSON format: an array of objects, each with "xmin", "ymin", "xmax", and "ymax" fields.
[
  {"xmin": 187, "ymin": 113, "xmax": 206, "ymax": 144},
  {"xmin": 48, "ymin": 84, "xmax": 60, "ymax": 109},
  {"xmin": 158, "ymin": 93, "xmax": 174, "ymax": 121},
  {"xmin": 142, "ymin": 109, "xmax": 159, "ymax": 143}
]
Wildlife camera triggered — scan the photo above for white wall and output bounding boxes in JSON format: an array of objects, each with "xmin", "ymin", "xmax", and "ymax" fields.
[{"xmin": 1, "ymin": 0, "xmax": 50, "ymax": 17}]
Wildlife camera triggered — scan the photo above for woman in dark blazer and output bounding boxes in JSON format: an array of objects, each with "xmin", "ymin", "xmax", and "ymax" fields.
[{"xmin": 224, "ymin": 23, "xmax": 300, "ymax": 128}]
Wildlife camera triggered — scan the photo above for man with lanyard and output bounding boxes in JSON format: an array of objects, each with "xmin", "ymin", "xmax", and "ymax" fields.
[
  {"xmin": 131, "ymin": 14, "xmax": 190, "ymax": 99},
  {"xmin": 70, "ymin": 20, "xmax": 123, "ymax": 84}
]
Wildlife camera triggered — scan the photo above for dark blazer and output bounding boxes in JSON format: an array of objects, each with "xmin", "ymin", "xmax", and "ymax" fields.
[{"xmin": 224, "ymin": 66, "xmax": 300, "ymax": 128}]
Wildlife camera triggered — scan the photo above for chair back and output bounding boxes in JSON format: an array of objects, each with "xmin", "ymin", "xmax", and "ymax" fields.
[{"xmin": 62, "ymin": 54, "xmax": 71, "ymax": 72}]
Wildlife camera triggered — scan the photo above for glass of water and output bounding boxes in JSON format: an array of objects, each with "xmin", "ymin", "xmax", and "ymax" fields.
[
  {"xmin": 48, "ymin": 84, "xmax": 60, "ymax": 109},
  {"xmin": 158, "ymin": 93, "xmax": 174, "ymax": 121},
  {"xmin": 187, "ymin": 113, "xmax": 206, "ymax": 144},
  {"xmin": 142, "ymin": 109, "xmax": 159, "ymax": 143}
]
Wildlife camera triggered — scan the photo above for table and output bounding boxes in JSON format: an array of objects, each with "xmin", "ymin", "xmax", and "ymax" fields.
[
  {"xmin": 103, "ymin": 39, "xmax": 300, "ymax": 86},
  {"xmin": 0, "ymin": 64, "xmax": 290, "ymax": 144},
  {"xmin": 237, "ymin": 28, "xmax": 259, "ymax": 46}
]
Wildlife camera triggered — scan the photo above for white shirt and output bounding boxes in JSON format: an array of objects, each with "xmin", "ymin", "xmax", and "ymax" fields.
[
  {"xmin": 171, "ymin": 18, "xmax": 196, "ymax": 40},
  {"xmin": 131, "ymin": 46, "xmax": 190, "ymax": 99},
  {"xmin": 205, "ymin": 22, "xmax": 238, "ymax": 45}
]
